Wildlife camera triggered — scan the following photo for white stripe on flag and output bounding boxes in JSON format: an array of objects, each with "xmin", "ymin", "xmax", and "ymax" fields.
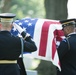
[{"xmin": 32, "ymin": 19, "xmax": 44, "ymax": 56}]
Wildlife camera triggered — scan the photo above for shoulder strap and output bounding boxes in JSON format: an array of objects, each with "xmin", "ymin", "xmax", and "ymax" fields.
[
  {"xmin": 66, "ymin": 37, "xmax": 70, "ymax": 50},
  {"xmin": 19, "ymin": 38, "xmax": 27, "ymax": 75},
  {"xmin": 20, "ymin": 38, "xmax": 24, "ymax": 59}
]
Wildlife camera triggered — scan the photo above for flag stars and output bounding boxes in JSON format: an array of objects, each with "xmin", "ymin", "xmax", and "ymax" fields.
[
  {"xmin": 13, "ymin": 27, "xmax": 17, "ymax": 32},
  {"xmin": 24, "ymin": 20, "xmax": 29, "ymax": 23},
  {"xmin": 28, "ymin": 23, "xmax": 32, "ymax": 26},
  {"xmin": 18, "ymin": 22, "xmax": 22, "ymax": 26}
]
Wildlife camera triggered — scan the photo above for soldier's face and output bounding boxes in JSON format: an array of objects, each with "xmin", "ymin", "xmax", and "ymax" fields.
[
  {"xmin": 63, "ymin": 26, "xmax": 69, "ymax": 36},
  {"xmin": 63, "ymin": 26, "xmax": 74, "ymax": 36}
]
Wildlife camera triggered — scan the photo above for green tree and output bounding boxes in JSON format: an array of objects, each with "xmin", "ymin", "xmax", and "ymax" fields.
[{"xmin": 0, "ymin": 0, "xmax": 45, "ymax": 19}]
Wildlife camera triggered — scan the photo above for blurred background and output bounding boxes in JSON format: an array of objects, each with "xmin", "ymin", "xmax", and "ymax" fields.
[{"xmin": 0, "ymin": 0, "xmax": 75, "ymax": 75}]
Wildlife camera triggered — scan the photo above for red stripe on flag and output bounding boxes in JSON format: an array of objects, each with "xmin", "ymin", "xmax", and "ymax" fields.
[
  {"xmin": 52, "ymin": 22, "xmax": 64, "ymax": 59},
  {"xmin": 39, "ymin": 21, "xmax": 52, "ymax": 56},
  {"xmin": 54, "ymin": 30, "xmax": 64, "ymax": 41}
]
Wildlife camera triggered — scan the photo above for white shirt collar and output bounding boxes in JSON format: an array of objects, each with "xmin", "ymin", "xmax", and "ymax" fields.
[{"xmin": 68, "ymin": 32, "xmax": 76, "ymax": 36}]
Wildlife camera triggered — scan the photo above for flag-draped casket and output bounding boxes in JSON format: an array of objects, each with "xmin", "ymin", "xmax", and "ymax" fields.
[{"xmin": 11, "ymin": 18, "xmax": 64, "ymax": 71}]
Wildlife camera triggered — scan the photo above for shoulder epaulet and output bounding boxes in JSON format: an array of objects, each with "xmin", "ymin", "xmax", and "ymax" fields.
[
  {"xmin": 66, "ymin": 35, "xmax": 70, "ymax": 39},
  {"xmin": 62, "ymin": 36, "xmax": 70, "ymax": 50},
  {"xmin": 65, "ymin": 36, "xmax": 70, "ymax": 50},
  {"xmin": 62, "ymin": 39, "xmax": 67, "ymax": 42}
]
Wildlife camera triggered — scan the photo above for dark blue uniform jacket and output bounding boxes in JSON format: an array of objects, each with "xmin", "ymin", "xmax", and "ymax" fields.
[
  {"xmin": 57, "ymin": 33, "xmax": 76, "ymax": 75},
  {"xmin": 0, "ymin": 31, "xmax": 37, "ymax": 75}
]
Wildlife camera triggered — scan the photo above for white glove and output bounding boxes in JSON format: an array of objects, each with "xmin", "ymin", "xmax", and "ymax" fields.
[{"xmin": 13, "ymin": 23, "xmax": 24, "ymax": 34}]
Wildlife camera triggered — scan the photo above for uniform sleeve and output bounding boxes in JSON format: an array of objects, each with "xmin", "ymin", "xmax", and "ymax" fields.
[
  {"xmin": 57, "ymin": 39, "xmax": 69, "ymax": 60},
  {"xmin": 23, "ymin": 36, "xmax": 37, "ymax": 52},
  {"xmin": 20, "ymin": 31, "xmax": 37, "ymax": 52}
]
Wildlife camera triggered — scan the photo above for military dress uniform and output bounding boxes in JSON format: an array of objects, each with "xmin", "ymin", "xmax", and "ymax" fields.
[
  {"xmin": 0, "ymin": 13, "xmax": 37, "ymax": 75},
  {"xmin": 57, "ymin": 19, "xmax": 76, "ymax": 75}
]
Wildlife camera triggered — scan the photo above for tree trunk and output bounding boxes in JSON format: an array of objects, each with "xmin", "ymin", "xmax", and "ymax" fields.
[
  {"xmin": 44, "ymin": 0, "xmax": 68, "ymax": 20},
  {"xmin": 1, "ymin": 0, "xmax": 12, "ymax": 13}
]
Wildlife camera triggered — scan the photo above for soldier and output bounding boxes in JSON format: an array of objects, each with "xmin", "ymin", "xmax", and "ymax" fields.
[
  {"xmin": 0, "ymin": 13, "xmax": 37, "ymax": 75},
  {"xmin": 57, "ymin": 19, "xmax": 76, "ymax": 75}
]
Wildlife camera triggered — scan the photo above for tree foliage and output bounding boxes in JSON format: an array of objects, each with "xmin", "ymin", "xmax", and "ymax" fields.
[{"xmin": 0, "ymin": 0, "xmax": 45, "ymax": 19}]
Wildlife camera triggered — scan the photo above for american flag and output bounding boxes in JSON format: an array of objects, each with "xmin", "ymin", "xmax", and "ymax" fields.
[{"xmin": 11, "ymin": 18, "xmax": 64, "ymax": 71}]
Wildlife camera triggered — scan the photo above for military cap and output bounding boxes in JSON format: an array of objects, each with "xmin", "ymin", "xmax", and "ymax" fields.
[
  {"xmin": 0, "ymin": 13, "xmax": 16, "ymax": 22},
  {"xmin": 60, "ymin": 19, "xmax": 76, "ymax": 28}
]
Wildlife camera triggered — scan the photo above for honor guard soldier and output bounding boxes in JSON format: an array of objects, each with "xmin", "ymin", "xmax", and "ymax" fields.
[
  {"xmin": 0, "ymin": 13, "xmax": 37, "ymax": 75},
  {"xmin": 57, "ymin": 19, "xmax": 76, "ymax": 75}
]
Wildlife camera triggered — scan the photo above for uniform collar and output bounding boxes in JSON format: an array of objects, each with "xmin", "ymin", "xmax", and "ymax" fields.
[
  {"xmin": 0, "ymin": 31, "xmax": 11, "ymax": 34},
  {"xmin": 68, "ymin": 32, "xmax": 76, "ymax": 36}
]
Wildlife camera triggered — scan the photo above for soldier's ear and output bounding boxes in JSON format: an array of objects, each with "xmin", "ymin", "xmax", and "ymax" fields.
[
  {"xmin": 10, "ymin": 23, "xmax": 13, "ymax": 29},
  {"xmin": 0, "ymin": 23, "xmax": 2, "ymax": 30}
]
